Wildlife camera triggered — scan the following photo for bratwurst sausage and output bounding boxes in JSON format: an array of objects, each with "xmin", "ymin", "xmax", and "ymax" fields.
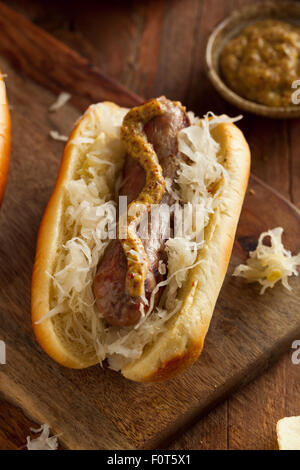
[{"xmin": 93, "ymin": 97, "xmax": 189, "ymax": 326}]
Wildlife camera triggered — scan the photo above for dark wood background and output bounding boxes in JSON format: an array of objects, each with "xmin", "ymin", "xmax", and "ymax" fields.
[{"xmin": 0, "ymin": 0, "xmax": 299, "ymax": 450}]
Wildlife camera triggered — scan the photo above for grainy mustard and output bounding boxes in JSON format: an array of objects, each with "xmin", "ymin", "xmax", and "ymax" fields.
[
  {"xmin": 120, "ymin": 99, "xmax": 166, "ymax": 297},
  {"xmin": 220, "ymin": 20, "xmax": 300, "ymax": 107}
]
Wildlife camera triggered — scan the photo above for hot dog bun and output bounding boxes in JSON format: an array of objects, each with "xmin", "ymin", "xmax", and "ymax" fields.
[
  {"xmin": 0, "ymin": 73, "xmax": 11, "ymax": 206},
  {"xmin": 32, "ymin": 101, "xmax": 250, "ymax": 381}
]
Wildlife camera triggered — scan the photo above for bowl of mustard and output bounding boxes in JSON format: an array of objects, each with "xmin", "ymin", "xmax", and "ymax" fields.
[{"xmin": 206, "ymin": 1, "xmax": 300, "ymax": 118}]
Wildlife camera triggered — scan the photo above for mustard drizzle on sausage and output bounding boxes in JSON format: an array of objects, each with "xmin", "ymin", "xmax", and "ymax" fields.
[{"xmin": 120, "ymin": 99, "xmax": 167, "ymax": 297}]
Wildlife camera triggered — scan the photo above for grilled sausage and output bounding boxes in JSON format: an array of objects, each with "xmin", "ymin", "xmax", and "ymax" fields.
[{"xmin": 93, "ymin": 97, "xmax": 189, "ymax": 326}]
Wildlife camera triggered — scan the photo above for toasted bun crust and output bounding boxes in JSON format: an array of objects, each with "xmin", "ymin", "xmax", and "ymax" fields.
[
  {"xmin": 0, "ymin": 74, "xmax": 11, "ymax": 206},
  {"xmin": 32, "ymin": 101, "xmax": 250, "ymax": 380}
]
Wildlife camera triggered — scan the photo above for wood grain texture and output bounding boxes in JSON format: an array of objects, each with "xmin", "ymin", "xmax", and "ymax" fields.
[
  {"xmin": 0, "ymin": 2, "xmax": 142, "ymax": 110},
  {"xmin": 0, "ymin": 398, "xmax": 37, "ymax": 450},
  {"xmin": 0, "ymin": 0, "xmax": 299, "ymax": 450}
]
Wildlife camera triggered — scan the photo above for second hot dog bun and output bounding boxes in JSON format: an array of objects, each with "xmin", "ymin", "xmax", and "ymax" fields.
[
  {"xmin": 0, "ymin": 73, "xmax": 11, "ymax": 206},
  {"xmin": 32, "ymin": 100, "xmax": 250, "ymax": 382}
]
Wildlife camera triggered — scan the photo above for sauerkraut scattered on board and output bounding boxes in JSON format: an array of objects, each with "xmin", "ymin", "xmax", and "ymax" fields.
[
  {"xmin": 233, "ymin": 227, "xmax": 300, "ymax": 294},
  {"xmin": 26, "ymin": 424, "xmax": 58, "ymax": 451},
  {"xmin": 49, "ymin": 92, "xmax": 71, "ymax": 113}
]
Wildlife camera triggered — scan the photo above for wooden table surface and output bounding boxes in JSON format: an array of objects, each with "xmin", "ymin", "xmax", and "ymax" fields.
[{"xmin": 0, "ymin": 0, "xmax": 299, "ymax": 450}]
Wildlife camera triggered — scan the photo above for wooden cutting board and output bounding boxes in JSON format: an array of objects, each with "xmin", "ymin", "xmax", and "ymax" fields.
[{"xmin": 0, "ymin": 4, "xmax": 299, "ymax": 450}]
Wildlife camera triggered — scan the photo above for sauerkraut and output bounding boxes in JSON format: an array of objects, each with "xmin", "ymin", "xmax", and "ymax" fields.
[
  {"xmin": 49, "ymin": 92, "xmax": 71, "ymax": 113},
  {"xmin": 233, "ymin": 227, "xmax": 300, "ymax": 294},
  {"xmin": 26, "ymin": 424, "xmax": 58, "ymax": 451},
  {"xmin": 49, "ymin": 130, "xmax": 68, "ymax": 142}
]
